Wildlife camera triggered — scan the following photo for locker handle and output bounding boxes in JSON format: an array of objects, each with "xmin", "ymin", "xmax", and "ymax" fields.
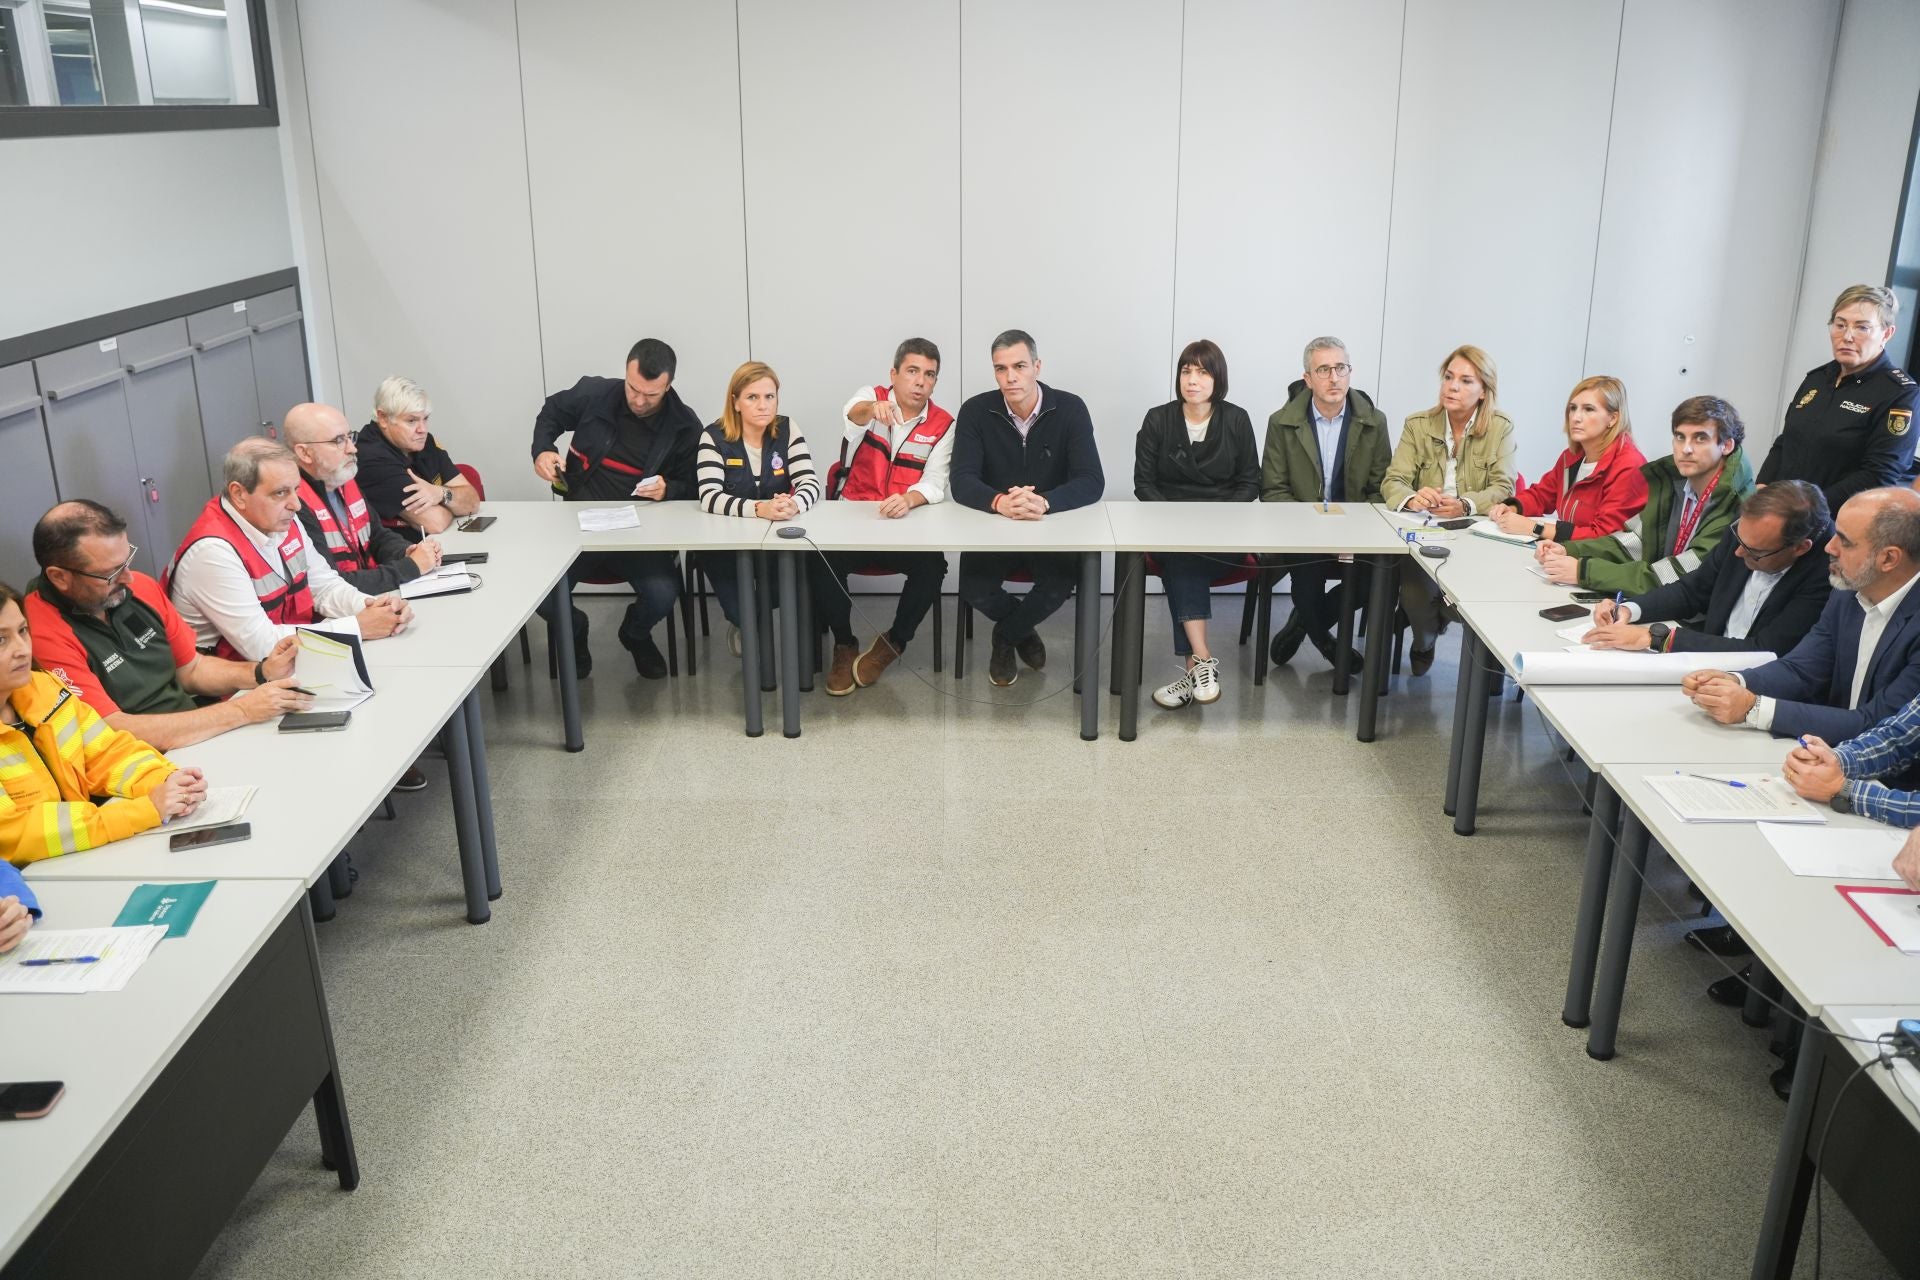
[
  {"xmin": 194, "ymin": 329, "xmax": 251, "ymax": 353},
  {"xmin": 0, "ymin": 394, "xmax": 46, "ymax": 418},
  {"xmin": 44, "ymin": 370, "xmax": 123, "ymax": 402},
  {"xmin": 124, "ymin": 346, "xmax": 194, "ymax": 375},
  {"xmin": 250, "ymin": 312, "xmax": 303, "ymax": 335}
]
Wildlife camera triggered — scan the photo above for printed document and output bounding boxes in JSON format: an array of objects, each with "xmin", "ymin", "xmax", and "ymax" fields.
[
  {"xmin": 1759, "ymin": 823, "xmax": 1904, "ymax": 880},
  {"xmin": 1646, "ymin": 773, "xmax": 1826, "ymax": 823}
]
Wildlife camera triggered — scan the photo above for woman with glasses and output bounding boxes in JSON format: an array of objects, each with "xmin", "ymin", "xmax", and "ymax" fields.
[
  {"xmin": 1133, "ymin": 339, "xmax": 1260, "ymax": 708},
  {"xmin": 1487, "ymin": 375, "xmax": 1646, "ymax": 542},
  {"xmin": 1380, "ymin": 345, "xmax": 1516, "ymax": 673},
  {"xmin": 1756, "ymin": 284, "xmax": 1920, "ymax": 511}
]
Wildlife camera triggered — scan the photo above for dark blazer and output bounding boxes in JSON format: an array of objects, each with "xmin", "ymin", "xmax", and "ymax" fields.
[
  {"xmin": 1626, "ymin": 527, "xmax": 1831, "ymax": 655},
  {"xmin": 1741, "ymin": 575, "xmax": 1920, "ymax": 749},
  {"xmin": 1133, "ymin": 400, "xmax": 1259, "ymax": 502}
]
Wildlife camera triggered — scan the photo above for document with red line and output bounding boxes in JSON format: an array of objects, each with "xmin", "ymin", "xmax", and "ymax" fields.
[{"xmin": 1836, "ymin": 885, "xmax": 1920, "ymax": 954}]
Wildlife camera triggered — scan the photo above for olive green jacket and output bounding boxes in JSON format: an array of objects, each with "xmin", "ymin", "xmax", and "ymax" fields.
[
  {"xmin": 1379, "ymin": 409, "xmax": 1518, "ymax": 513},
  {"xmin": 1259, "ymin": 386, "xmax": 1390, "ymax": 504},
  {"xmin": 1563, "ymin": 446, "xmax": 1755, "ymax": 595}
]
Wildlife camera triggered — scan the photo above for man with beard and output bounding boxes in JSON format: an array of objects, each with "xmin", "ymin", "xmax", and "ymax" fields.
[{"xmin": 287, "ymin": 401, "xmax": 442, "ymax": 594}]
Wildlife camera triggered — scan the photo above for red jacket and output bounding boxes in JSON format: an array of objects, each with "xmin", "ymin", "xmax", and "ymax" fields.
[{"xmin": 1511, "ymin": 434, "xmax": 1649, "ymax": 542}]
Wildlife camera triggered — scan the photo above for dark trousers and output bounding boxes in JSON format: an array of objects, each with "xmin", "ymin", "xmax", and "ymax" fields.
[
  {"xmin": 809, "ymin": 549, "xmax": 948, "ymax": 649},
  {"xmin": 538, "ymin": 550, "xmax": 680, "ymax": 648},
  {"xmin": 1155, "ymin": 553, "xmax": 1217, "ymax": 657},
  {"xmin": 701, "ymin": 550, "xmax": 777, "ymax": 627},
  {"xmin": 1284, "ymin": 555, "xmax": 1370, "ymax": 638},
  {"xmin": 957, "ymin": 551, "xmax": 1079, "ymax": 646}
]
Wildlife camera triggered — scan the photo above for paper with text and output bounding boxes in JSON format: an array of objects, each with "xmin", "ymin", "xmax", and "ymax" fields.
[{"xmin": 1645, "ymin": 773, "xmax": 1826, "ymax": 824}]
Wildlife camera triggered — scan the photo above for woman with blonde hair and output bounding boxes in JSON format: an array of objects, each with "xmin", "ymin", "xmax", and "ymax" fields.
[
  {"xmin": 1489, "ymin": 375, "xmax": 1647, "ymax": 543},
  {"xmin": 696, "ymin": 362, "xmax": 821, "ymax": 649},
  {"xmin": 1381, "ymin": 345, "xmax": 1518, "ymax": 672}
]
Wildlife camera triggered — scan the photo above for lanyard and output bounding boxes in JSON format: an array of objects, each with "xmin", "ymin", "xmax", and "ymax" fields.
[{"xmin": 1671, "ymin": 465, "xmax": 1722, "ymax": 556}]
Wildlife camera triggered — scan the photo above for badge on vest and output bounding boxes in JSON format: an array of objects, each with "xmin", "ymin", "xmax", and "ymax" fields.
[
  {"xmin": 1892, "ymin": 409, "xmax": 1913, "ymax": 438},
  {"xmin": 130, "ymin": 625, "xmax": 158, "ymax": 650},
  {"xmin": 100, "ymin": 652, "xmax": 125, "ymax": 674},
  {"xmin": 1796, "ymin": 388, "xmax": 1818, "ymax": 409},
  {"xmin": 1841, "ymin": 400, "xmax": 1872, "ymax": 414}
]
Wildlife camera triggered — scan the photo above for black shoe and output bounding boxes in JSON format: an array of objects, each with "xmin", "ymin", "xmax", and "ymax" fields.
[
  {"xmin": 989, "ymin": 641, "xmax": 1018, "ymax": 687},
  {"xmin": 391, "ymin": 765, "xmax": 429, "ymax": 792},
  {"xmin": 1268, "ymin": 616, "xmax": 1307, "ymax": 666},
  {"xmin": 1016, "ymin": 633, "xmax": 1046, "ymax": 671},
  {"xmin": 1307, "ymin": 629, "xmax": 1363, "ymax": 673},
  {"xmin": 1684, "ymin": 923, "xmax": 1751, "ymax": 958},
  {"xmin": 626, "ymin": 634, "xmax": 667, "ymax": 680},
  {"xmin": 1769, "ymin": 1066, "xmax": 1793, "ymax": 1102},
  {"xmin": 1706, "ymin": 965, "xmax": 1751, "ymax": 1008}
]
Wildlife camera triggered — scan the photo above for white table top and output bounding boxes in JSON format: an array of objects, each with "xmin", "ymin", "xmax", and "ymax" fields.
[
  {"xmin": 24, "ymin": 665, "xmax": 474, "ymax": 887},
  {"xmin": 1104, "ymin": 500, "xmax": 1409, "ymax": 555},
  {"xmin": 1450, "ymin": 600, "xmax": 1593, "ymax": 676},
  {"xmin": 0, "ymin": 877, "xmax": 305, "ymax": 1261},
  {"xmin": 1600, "ymin": 763, "xmax": 1919, "ymax": 1011},
  {"xmin": 1395, "ymin": 516, "xmax": 1583, "ymax": 606},
  {"xmin": 1529, "ymin": 685, "xmax": 1798, "ymax": 767},
  {"xmin": 1821, "ymin": 1005, "xmax": 1920, "ymax": 1122},
  {"xmin": 782, "ymin": 500, "xmax": 1115, "ymax": 553}
]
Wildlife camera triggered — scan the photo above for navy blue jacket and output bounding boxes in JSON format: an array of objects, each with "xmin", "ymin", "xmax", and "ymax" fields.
[
  {"xmin": 950, "ymin": 382, "xmax": 1105, "ymax": 514},
  {"xmin": 1743, "ymin": 579, "xmax": 1920, "ymax": 757}
]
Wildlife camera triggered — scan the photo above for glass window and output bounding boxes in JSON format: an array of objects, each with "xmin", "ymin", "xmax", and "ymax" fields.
[{"xmin": 1891, "ymin": 99, "xmax": 1920, "ymax": 372}]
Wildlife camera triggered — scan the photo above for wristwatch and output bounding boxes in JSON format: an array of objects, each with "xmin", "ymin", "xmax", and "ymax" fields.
[
  {"xmin": 1647, "ymin": 622, "xmax": 1671, "ymax": 651},
  {"xmin": 252, "ymin": 660, "xmax": 265, "ymax": 687},
  {"xmin": 439, "ymin": 486, "xmax": 453, "ymax": 507},
  {"xmin": 1830, "ymin": 790, "xmax": 1854, "ymax": 815}
]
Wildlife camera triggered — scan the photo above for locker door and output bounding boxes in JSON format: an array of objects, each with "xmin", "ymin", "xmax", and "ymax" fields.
[
  {"xmin": 34, "ymin": 341, "xmax": 154, "ymax": 578},
  {"xmin": 246, "ymin": 288, "xmax": 311, "ymax": 435},
  {"xmin": 188, "ymin": 299, "xmax": 264, "ymax": 460},
  {"xmin": 119, "ymin": 318, "xmax": 216, "ymax": 567},
  {"xmin": 0, "ymin": 363, "xmax": 59, "ymax": 585}
]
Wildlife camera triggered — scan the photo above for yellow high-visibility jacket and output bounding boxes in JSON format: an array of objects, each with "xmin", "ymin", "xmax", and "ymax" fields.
[{"xmin": 2, "ymin": 671, "xmax": 176, "ymax": 867}]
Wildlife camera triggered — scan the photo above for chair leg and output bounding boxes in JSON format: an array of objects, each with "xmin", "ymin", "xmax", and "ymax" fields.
[
  {"xmin": 489, "ymin": 653, "xmax": 509, "ymax": 693},
  {"xmin": 696, "ymin": 561, "xmax": 711, "ymax": 636},
  {"xmin": 1239, "ymin": 585, "xmax": 1256, "ymax": 644},
  {"xmin": 954, "ymin": 598, "xmax": 968, "ymax": 680},
  {"xmin": 665, "ymin": 606, "xmax": 679, "ymax": 677},
  {"xmin": 518, "ymin": 626, "xmax": 531, "ymax": 665},
  {"xmin": 932, "ymin": 593, "xmax": 944, "ymax": 674},
  {"xmin": 379, "ymin": 796, "xmax": 395, "ymax": 821},
  {"xmin": 680, "ymin": 558, "xmax": 697, "ymax": 678}
]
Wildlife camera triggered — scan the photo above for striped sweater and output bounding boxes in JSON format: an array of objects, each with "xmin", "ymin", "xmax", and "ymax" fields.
[{"xmin": 697, "ymin": 421, "xmax": 821, "ymax": 519}]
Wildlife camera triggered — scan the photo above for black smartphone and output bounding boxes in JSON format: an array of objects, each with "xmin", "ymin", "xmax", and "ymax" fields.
[
  {"xmin": 0, "ymin": 1081, "xmax": 64, "ymax": 1120},
  {"xmin": 1436, "ymin": 518, "xmax": 1475, "ymax": 530},
  {"xmin": 441, "ymin": 551, "xmax": 489, "ymax": 565},
  {"xmin": 1570, "ymin": 591, "xmax": 1609, "ymax": 603},
  {"xmin": 1539, "ymin": 603, "xmax": 1590, "ymax": 622},
  {"xmin": 279, "ymin": 710, "xmax": 351, "ymax": 733},
  {"xmin": 457, "ymin": 516, "xmax": 496, "ymax": 533},
  {"xmin": 170, "ymin": 822, "xmax": 252, "ymax": 852}
]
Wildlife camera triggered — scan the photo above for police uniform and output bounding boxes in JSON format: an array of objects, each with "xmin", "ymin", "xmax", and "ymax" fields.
[{"xmin": 1756, "ymin": 351, "xmax": 1920, "ymax": 508}]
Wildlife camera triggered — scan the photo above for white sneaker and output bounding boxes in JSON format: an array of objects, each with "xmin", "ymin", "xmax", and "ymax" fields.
[
  {"xmin": 727, "ymin": 624, "xmax": 742, "ymax": 657},
  {"xmin": 1190, "ymin": 656, "xmax": 1221, "ymax": 704},
  {"xmin": 1152, "ymin": 667, "xmax": 1195, "ymax": 709}
]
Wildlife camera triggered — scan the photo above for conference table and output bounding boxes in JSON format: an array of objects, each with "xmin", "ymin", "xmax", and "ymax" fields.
[{"xmin": 0, "ymin": 878, "xmax": 355, "ymax": 1279}]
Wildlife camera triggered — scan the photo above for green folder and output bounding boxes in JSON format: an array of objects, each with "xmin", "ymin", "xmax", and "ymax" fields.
[{"xmin": 112, "ymin": 881, "xmax": 216, "ymax": 939}]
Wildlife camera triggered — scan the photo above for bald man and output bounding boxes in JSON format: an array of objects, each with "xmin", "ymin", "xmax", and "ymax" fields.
[{"xmin": 286, "ymin": 402, "xmax": 441, "ymax": 594}]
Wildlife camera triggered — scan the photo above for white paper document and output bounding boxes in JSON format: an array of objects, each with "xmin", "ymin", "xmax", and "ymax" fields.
[
  {"xmin": 1759, "ymin": 823, "xmax": 1905, "ymax": 880},
  {"xmin": 1645, "ymin": 773, "xmax": 1827, "ymax": 824},
  {"xmin": 1845, "ymin": 892, "xmax": 1920, "ymax": 955},
  {"xmin": 1522, "ymin": 559, "xmax": 1555, "ymax": 581},
  {"xmin": 107, "ymin": 784, "xmax": 256, "ymax": 833},
  {"xmin": 1512, "ymin": 649, "xmax": 1774, "ymax": 685},
  {"xmin": 578, "ymin": 506, "xmax": 641, "ymax": 532},
  {"xmin": 0, "ymin": 925, "xmax": 167, "ymax": 993},
  {"xmin": 1471, "ymin": 520, "xmax": 1538, "ymax": 547},
  {"xmin": 399, "ymin": 567, "xmax": 475, "ymax": 600},
  {"xmin": 292, "ymin": 627, "xmax": 375, "ymax": 712}
]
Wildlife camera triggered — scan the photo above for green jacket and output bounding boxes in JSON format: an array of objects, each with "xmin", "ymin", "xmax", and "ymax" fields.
[
  {"xmin": 1564, "ymin": 445, "xmax": 1755, "ymax": 594},
  {"xmin": 1379, "ymin": 409, "xmax": 1518, "ymax": 514},
  {"xmin": 1259, "ymin": 386, "xmax": 1390, "ymax": 505}
]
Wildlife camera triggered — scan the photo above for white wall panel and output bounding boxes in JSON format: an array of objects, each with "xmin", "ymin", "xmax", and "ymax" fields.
[
  {"xmin": 520, "ymin": 0, "xmax": 749, "ymax": 442},
  {"xmin": 296, "ymin": 0, "xmax": 543, "ymax": 496},
  {"xmin": 958, "ymin": 0, "xmax": 1183, "ymax": 497},
  {"xmin": 1172, "ymin": 0, "xmax": 1401, "ymax": 450},
  {"xmin": 738, "ymin": 0, "xmax": 961, "ymax": 462},
  {"xmin": 1585, "ymin": 0, "xmax": 1837, "ymax": 465},
  {"xmin": 1379, "ymin": 0, "xmax": 1622, "ymax": 481}
]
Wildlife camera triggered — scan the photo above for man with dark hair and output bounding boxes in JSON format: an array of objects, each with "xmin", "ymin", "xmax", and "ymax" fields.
[
  {"xmin": 1536, "ymin": 395, "xmax": 1754, "ymax": 594},
  {"xmin": 1580, "ymin": 481, "xmax": 1831, "ymax": 655},
  {"xmin": 950, "ymin": 329, "xmax": 1106, "ymax": 687},
  {"xmin": 24, "ymin": 500, "xmax": 312, "ymax": 750},
  {"xmin": 531, "ymin": 337, "xmax": 701, "ymax": 679},
  {"xmin": 811, "ymin": 337, "xmax": 955, "ymax": 694},
  {"xmin": 287, "ymin": 402, "xmax": 438, "ymax": 594}
]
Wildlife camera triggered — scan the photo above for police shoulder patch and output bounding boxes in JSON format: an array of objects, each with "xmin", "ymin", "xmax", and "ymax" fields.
[
  {"xmin": 1890, "ymin": 408, "xmax": 1913, "ymax": 438},
  {"xmin": 1795, "ymin": 388, "xmax": 1818, "ymax": 409},
  {"xmin": 1892, "ymin": 367, "xmax": 1916, "ymax": 388}
]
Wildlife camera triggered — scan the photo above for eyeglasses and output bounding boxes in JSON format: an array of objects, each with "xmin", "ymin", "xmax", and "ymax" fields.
[
  {"xmin": 1828, "ymin": 319, "xmax": 1884, "ymax": 339},
  {"xmin": 1310, "ymin": 363, "xmax": 1351, "ymax": 379},
  {"xmin": 63, "ymin": 545, "xmax": 139, "ymax": 586},
  {"xmin": 1732, "ymin": 530, "xmax": 1790, "ymax": 560},
  {"xmin": 297, "ymin": 433, "xmax": 353, "ymax": 449}
]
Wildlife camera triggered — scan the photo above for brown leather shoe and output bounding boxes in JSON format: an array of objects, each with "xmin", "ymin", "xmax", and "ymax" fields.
[
  {"xmin": 826, "ymin": 643, "xmax": 859, "ymax": 696},
  {"xmin": 853, "ymin": 634, "xmax": 901, "ymax": 687},
  {"xmin": 1410, "ymin": 644, "xmax": 1436, "ymax": 677}
]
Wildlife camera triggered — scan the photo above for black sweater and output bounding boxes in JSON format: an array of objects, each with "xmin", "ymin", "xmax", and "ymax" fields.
[
  {"xmin": 1133, "ymin": 400, "xmax": 1259, "ymax": 502},
  {"xmin": 950, "ymin": 382, "xmax": 1105, "ymax": 513}
]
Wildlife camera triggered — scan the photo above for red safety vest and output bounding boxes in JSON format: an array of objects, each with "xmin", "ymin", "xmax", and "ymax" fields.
[
  {"xmin": 840, "ymin": 386, "xmax": 953, "ymax": 501},
  {"xmin": 296, "ymin": 476, "xmax": 376, "ymax": 572},
  {"xmin": 164, "ymin": 498, "xmax": 317, "ymax": 660}
]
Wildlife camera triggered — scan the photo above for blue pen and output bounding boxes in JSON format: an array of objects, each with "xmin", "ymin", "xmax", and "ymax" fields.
[
  {"xmin": 1684, "ymin": 772, "xmax": 1747, "ymax": 789},
  {"xmin": 20, "ymin": 955, "xmax": 100, "ymax": 967}
]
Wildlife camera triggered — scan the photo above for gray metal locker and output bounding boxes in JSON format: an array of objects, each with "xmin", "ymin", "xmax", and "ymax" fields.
[
  {"xmin": 0, "ymin": 364, "xmax": 59, "ymax": 587},
  {"xmin": 246, "ymin": 288, "xmax": 311, "ymax": 434},
  {"xmin": 34, "ymin": 340, "xmax": 159, "ymax": 579},
  {"xmin": 118, "ymin": 318, "xmax": 217, "ymax": 568},
  {"xmin": 188, "ymin": 299, "xmax": 265, "ymax": 460}
]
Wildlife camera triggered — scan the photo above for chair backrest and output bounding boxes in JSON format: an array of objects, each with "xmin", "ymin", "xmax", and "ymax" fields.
[
  {"xmin": 825, "ymin": 459, "xmax": 845, "ymax": 501},
  {"xmin": 457, "ymin": 463, "xmax": 486, "ymax": 500}
]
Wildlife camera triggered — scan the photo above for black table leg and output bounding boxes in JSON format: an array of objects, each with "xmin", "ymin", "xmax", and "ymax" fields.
[
  {"xmin": 442, "ymin": 702, "xmax": 491, "ymax": 925},
  {"xmin": 1444, "ymin": 627, "xmax": 1478, "ymax": 815},
  {"xmin": 546, "ymin": 581, "xmax": 584, "ymax": 753},
  {"xmin": 1077, "ymin": 551, "xmax": 1100, "ymax": 741},
  {"xmin": 736, "ymin": 548, "xmax": 763, "ymax": 738},
  {"xmin": 1453, "ymin": 632, "xmax": 1493, "ymax": 836},
  {"xmin": 1118, "ymin": 552, "xmax": 1147, "ymax": 741},
  {"xmin": 463, "ymin": 688, "xmax": 501, "ymax": 901},
  {"xmin": 1586, "ymin": 807, "xmax": 1651, "ymax": 1059},
  {"xmin": 777, "ymin": 550, "xmax": 802, "ymax": 739},
  {"xmin": 1750, "ymin": 1027, "xmax": 1824, "ymax": 1278},
  {"xmin": 1332, "ymin": 562, "xmax": 1359, "ymax": 695},
  {"xmin": 1561, "ymin": 778, "xmax": 1620, "ymax": 1028},
  {"xmin": 299, "ymin": 904, "xmax": 360, "ymax": 1190},
  {"xmin": 1357, "ymin": 554, "xmax": 1394, "ymax": 741}
]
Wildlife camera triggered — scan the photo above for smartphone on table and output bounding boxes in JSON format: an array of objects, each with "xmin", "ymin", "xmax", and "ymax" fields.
[
  {"xmin": 169, "ymin": 822, "xmax": 252, "ymax": 853},
  {"xmin": 1538, "ymin": 603, "xmax": 1590, "ymax": 622},
  {"xmin": 0, "ymin": 1082, "xmax": 64, "ymax": 1120},
  {"xmin": 279, "ymin": 711, "xmax": 351, "ymax": 733}
]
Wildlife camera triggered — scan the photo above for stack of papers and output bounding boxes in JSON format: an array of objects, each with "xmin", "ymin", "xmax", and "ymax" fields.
[
  {"xmin": 400, "ymin": 566, "xmax": 476, "ymax": 600},
  {"xmin": 293, "ymin": 628, "xmax": 375, "ymax": 712},
  {"xmin": 578, "ymin": 506, "xmax": 641, "ymax": 532},
  {"xmin": 1836, "ymin": 886, "xmax": 1920, "ymax": 953},
  {"xmin": 107, "ymin": 784, "xmax": 255, "ymax": 833},
  {"xmin": 1471, "ymin": 520, "xmax": 1539, "ymax": 546},
  {"xmin": 1513, "ymin": 649, "xmax": 1773, "ymax": 685},
  {"xmin": 1555, "ymin": 621, "xmax": 1595, "ymax": 651},
  {"xmin": 0, "ymin": 925, "xmax": 168, "ymax": 993},
  {"xmin": 1759, "ymin": 823, "xmax": 1904, "ymax": 880},
  {"xmin": 1646, "ymin": 773, "xmax": 1826, "ymax": 824}
]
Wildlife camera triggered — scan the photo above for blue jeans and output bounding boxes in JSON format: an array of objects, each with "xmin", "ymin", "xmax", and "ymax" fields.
[{"xmin": 1155, "ymin": 553, "xmax": 1217, "ymax": 657}]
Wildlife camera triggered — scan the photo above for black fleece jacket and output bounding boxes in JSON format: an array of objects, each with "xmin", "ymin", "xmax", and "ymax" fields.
[{"xmin": 949, "ymin": 382, "xmax": 1105, "ymax": 513}]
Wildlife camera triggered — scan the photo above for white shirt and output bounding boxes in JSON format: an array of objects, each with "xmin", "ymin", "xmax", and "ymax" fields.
[
  {"xmin": 1311, "ymin": 400, "xmax": 1347, "ymax": 498},
  {"xmin": 1185, "ymin": 412, "xmax": 1211, "ymax": 445},
  {"xmin": 1743, "ymin": 569, "xmax": 1919, "ymax": 731},
  {"xmin": 170, "ymin": 498, "xmax": 368, "ymax": 660},
  {"xmin": 1006, "ymin": 387, "xmax": 1043, "ymax": 438},
  {"xmin": 840, "ymin": 386, "xmax": 953, "ymax": 506},
  {"xmin": 1724, "ymin": 566, "xmax": 1787, "ymax": 641}
]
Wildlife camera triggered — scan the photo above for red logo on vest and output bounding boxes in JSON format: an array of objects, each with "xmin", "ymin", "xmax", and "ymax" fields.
[
  {"xmin": 297, "ymin": 477, "xmax": 376, "ymax": 572},
  {"xmin": 840, "ymin": 385, "xmax": 953, "ymax": 501}
]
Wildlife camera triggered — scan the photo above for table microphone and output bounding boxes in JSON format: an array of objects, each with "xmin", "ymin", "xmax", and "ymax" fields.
[{"xmin": 776, "ymin": 526, "xmax": 807, "ymax": 539}]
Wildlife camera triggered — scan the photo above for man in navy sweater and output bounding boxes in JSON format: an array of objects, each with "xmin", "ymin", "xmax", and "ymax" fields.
[{"xmin": 949, "ymin": 330, "xmax": 1105, "ymax": 686}]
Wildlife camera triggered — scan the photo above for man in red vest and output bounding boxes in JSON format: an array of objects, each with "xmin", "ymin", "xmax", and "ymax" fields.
[
  {"xmin": 165, "ymin": 438, "xmax": 413, "ymax": 662},
  {"xmin": 810, "ymin": 338, "xmax": 954, "ymax": 695},
  {"xmin": 287, "ymin": 402, "xmax": 441, "ymax": 593}
]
